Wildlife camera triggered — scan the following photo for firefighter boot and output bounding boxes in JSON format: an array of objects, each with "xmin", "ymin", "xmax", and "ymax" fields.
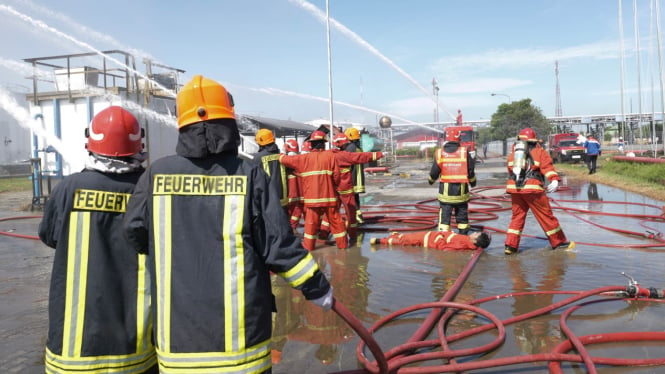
[{"xmin": 504, "ymin": 245, "xmax": 518, "ymax": 255}]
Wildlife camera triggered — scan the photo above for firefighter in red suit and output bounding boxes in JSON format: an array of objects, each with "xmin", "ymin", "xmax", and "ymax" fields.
[
  {"xmin": 428, "ymin": 129, "xmax": 476, "ymax": 233},
  {"xmin": 319, "ymin": 133, "xmax": 383, "ymax": 241},
  {"xmin": 504, "ymin": 128, "xmax": 575, "ymax": 255},
  {"xmin": 369, "ymin": 230, "xmax": 491, "ymax": 250},
  {"xmin": 283, "ymin": 138, "xmax": 303, "ymax": 234},
  {"xmin": 280, "ymin": 131, "xmax": 348, "ymax": 251}
]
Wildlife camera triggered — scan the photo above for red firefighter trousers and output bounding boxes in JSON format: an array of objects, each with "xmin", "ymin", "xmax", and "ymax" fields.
[
  {"xmin": 505, "ymin": 192, "xmax": 568, "ymax": 249},
  {"xmin": 303, "ymin": 206, "xmax": 348, "ymax": 251}
]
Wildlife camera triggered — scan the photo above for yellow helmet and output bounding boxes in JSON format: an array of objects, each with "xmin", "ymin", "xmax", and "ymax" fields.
[
  {"xmin": 176, "ymin": 75, "xmax": 235, "ymax": 128},
  {"xmin": 344, "ymin": 127, "xmax": 360, "ymax": 140},
  {"xmin": 256, "ymin": 129, "xmax": 275, "ymax": 146}
]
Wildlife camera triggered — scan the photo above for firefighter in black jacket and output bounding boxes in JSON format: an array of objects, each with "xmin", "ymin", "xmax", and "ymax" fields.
[
  {"xmin": 253, "ymin": 128, "xmax": 288, "ymax": 208},
  {"xmin": 38, "ymin": 106, "xmax": 156, "ymax": 373},
  {"xmin": 122, "ymin": 75, "xmax": 333, "ymax": 374}
]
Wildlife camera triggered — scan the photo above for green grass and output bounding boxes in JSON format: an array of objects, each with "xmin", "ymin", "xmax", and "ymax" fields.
[
  {"xmin": 0, "ymin": 177, "xmax": 33, "ymax": 193},
  {"xmin": 600, "ymin": 159, "xmax": 665, "ymax": 185}
]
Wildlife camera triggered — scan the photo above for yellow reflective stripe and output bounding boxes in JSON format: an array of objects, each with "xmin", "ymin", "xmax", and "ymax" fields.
[
  {"xmin": 260, "ymin": 154, "xmax": 281, "ymax": 176},
  {"xmin": 303, "ymin": 233, "xmax": 317, "ymax": 240},
  {"xmin": 300, "ymin": 170, "xmax": 333, "ymax": 177},
  {"xmin": 333, "ymin": 231, "xmax": 347, "ymax": 238},
  {"xmin": 338, "ymin": 188, "xmax": 354, "ymax": 194},
  {"xmin": 341, "ymin": 167, "xmax": 351, "ymax": 173},
  {"xmin": 136, "ymin": 253, "xmax": 152, "ymax": 353},
  {"xmin": 507, "ymin": 228, "xmax": 521, "ymax": 236},
  {"xmin": 533, "ymin": 160, "xmax": 541, "ymax": 167},
  {"xmin": 544, "ymin": 171, "xmax": 557, "ymax": 178},
  {"xmin": 446, "ymin": 233, "xmax": 456, "ymax": 243},
  {"xmin": 437, "ymin": 193, "xmax": 470, "ymax": 203},
  {"xmin": 279, "ymin": 164, "xmax": 288, "ymax": 206},
  {"xmin": 439, "ymin": 174, "xmax": 468, "ymax": 180},
  {"xmin": 278, "ymin": 253, "xmax": 319, "ymax": 288},
  {"xmin": 63, "ymin": 211, "xmax": 90, "ymax": 357},
  {"xmin": 546, "ymin": 226, "xmax": 562, "ymax": 236},
  {"xmin": 224, "ymin": 195, "xmax": 245, "ymax": 352},
  {"xmin": 423, "ymin": 232, "xmax": 432, "ymax": 248},
  {"xmin": 45, "ymin": 347, "xmax": 157, "ymax": 373},
  {"xmin": 506, "ymin": 184, "xmax": 545, "ymax": 191},
  {"xmin": 156, "ymin": 340, "xmax": 271, "ymax": 374},
  {"xmin": 303, "ymin": 197, "xmax": 337, "ymax": 204},
  {"xmin": 154, "ymin": 195, "xmax": 173, "ymax": 353}
]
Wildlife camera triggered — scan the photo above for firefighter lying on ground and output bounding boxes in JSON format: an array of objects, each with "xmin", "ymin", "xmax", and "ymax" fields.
[{"xmin": 369, "ymin": 230, "xmax": 491, "ymax": 250}]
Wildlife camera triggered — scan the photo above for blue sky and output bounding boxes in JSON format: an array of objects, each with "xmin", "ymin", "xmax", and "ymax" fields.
[{"xmin": 0, "ymin": 0, "xmax": 662, "ymax": 127}]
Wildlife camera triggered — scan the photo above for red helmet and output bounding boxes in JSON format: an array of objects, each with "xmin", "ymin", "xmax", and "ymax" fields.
[
  {"xmin": 518, "ymin": 128, "xmax": 537, "ymax": 142},
  {"xmin": 309, "ymin": 130, "xmax": 327, "ymax": 142},
  {"xmin": 283, "ymin": 138, "xmax": 299, "ymax": 153},
  {"xmin": 446, "ymin": 129, "xmax": 461, "ymax": 142},
  {"xmin": 301, "ymin": 140, "xmax": 313, "ymax": 152},
  {"xmin": 86, "ymin": 106, "xmax": 143, "ymax": 157},
  {"xmin": 332, "ymin": 133, "xmax": 350, "ymax": 148}
]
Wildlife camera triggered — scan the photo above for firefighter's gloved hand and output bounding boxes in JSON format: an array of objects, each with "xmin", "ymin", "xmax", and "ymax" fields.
[
  {"xmin": 512, "ymin": 166, "xmax": 522, "ymax": 178},
  {"xmin": 547, "ymin": 179, "xmax": 559, "ymax": 193},
  {"xmin": 311, "ymin": 287, "xmax": 334, "ymax": 311}
]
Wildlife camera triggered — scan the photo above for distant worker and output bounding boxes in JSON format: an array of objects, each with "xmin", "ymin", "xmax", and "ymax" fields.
[
  {"xmin": 283, "ymin": 138, "xmax": 304, "ymax": 234},
  {"xmin": 456, "ymin": 109, "xmax": 463, "ymax": 125},
  {"xmin": 583, "ymin": 135, "xmax": 601, "ymax": 174},
  {"xmin": 504, "ymin": 127, "xmax": 575, "ymax": 255},
  {"xmin": 38, "ymin": 106, "xmax": 157, "ymax": 373},
  {"xmin": 617, "ymin": 136, "xmax": 625, "ymax": 154},
  {"xmin": 324, "ymin": 132, "xmax": 382, "ymax": 241},
  {"xmin": 280, "ymin": 130, "xmax": 348, "ymax": 251},
  {"xmin": 254, "ymin": 128, "xmax": 289, "ymax": 208},
  {"xmin": 344, "ymin": 127, "xmax": 367, "ymax": 224},
  {"xmin": 123, "ymin": 75, "xmax": 333, "ymax": 373},
  {"xmin": 428, "ymin": 128, "xmax": 476, "ymax": 234},
  {"xmin": 369, "ymin": 230, "xmax": 491, "ymax": 250}
]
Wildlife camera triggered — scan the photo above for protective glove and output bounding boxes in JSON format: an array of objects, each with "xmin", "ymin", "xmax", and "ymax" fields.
[
  {"xmin": 512, "ymin": 166, "xmax": 522, "ymax": 178},
  {"xmin": 311, "ymin": 287, "xmax": 334, "ymax": 311},
  {"xmin": 547, "ymin": 179, "xmax": 559, "ymax": 193}
]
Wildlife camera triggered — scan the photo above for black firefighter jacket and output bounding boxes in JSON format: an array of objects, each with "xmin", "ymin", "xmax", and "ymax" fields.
[
  {"xmin": 122, "ymin": 121, "xmax": 331, "ymax": 373},
  {"xmin": 38, "ymin": 169, "xmax": 156, "ymax": 373}
]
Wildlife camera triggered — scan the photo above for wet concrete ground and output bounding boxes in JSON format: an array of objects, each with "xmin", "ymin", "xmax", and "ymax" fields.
[{"xmin": 2, "ymin": 158, "xmax": 665, "ymax": 373}]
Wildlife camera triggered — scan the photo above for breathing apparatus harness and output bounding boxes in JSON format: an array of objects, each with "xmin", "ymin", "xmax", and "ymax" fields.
[{"xmin": 510, "ymin": 140, "xmax": 544, "ymax": 187}]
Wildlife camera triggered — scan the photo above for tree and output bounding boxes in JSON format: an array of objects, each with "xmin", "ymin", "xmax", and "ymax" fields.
[{"xmin": 489, "ymin": 99, "xmax": 550, "ymax": 142}]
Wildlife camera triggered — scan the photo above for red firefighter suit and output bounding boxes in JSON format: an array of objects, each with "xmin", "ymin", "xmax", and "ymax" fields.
[
  {"xmin": 320, "ymin": 149, "xmax": 383, "ymax": 239},
  {"xmin": 505, "ymin": 141, "xmax": 570, "ymax": 252},
  {"xmin": 280, "ymin": 149, "xmax": 348, "ymax": 251},
  {"xmin": 376, "ymin": 230, "xmax": 479, "ymax": 250}
]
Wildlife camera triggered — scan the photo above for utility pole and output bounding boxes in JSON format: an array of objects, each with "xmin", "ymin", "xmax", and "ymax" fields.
[{"xmin": 432, "ymin": 77, "xmax": 439, "ymax": 123}]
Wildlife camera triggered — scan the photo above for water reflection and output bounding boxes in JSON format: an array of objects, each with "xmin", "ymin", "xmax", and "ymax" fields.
[
  {"xmin": 508, "ymin": 252, "xmax": 569, "ymax": 354},
  {"xmin": 271, "ymin": 246, "xmax": 376, "ymax": 367}
]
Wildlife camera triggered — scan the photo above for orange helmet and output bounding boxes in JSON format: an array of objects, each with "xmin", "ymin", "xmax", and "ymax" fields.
[
  {"xmin": 301, "ymin": 140, "xmax": 313, "ymax": 152},
  {"xmin": 176, "ymin": 75, "xmax": 235, "ymax": 128},
  {"xmin": 256, "ymin": 128, "xmax": 275, "ymax": 146},
  {"xmin": 332, "ymin": 133, "xmax": 350, "ymax": 148},
  {"xmin": 283, "ymin": 138, "xmax": 299, "ymax": 153},
  {"xmin": 344, "ymin": 127, "xmax": 360, "ymax": 140},
  {"xmin": 85, "ymin": 106, "xmax": 143, "ymax": 157},
  {"xmin": 518, "ymin": 128, "xmax": 538, "ymax": 142},
  {"xmin": 309, "ymin": 130, "xmax": 327, "ymax": 142},
  {"xmin": 446, "ymin": 129, "xmax": 461, "ymax": 142}
]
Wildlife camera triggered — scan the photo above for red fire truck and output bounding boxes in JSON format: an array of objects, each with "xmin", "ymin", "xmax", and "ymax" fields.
[
  {"xmin": 442, "ymin": 125, "xmax": 477, "ymax": 159},
  {"xmin": 547, "ymin": 132, "xmax": 586, "ymax": 163}
]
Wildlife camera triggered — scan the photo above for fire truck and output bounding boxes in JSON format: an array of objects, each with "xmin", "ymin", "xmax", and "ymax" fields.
[
  {"xmin": 442, "ymin": 125, "xmax": 477, "ymax": 159},
  {"xmin": 547, "ymin": 132, "xmax": 586, "ymax": 163}
]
